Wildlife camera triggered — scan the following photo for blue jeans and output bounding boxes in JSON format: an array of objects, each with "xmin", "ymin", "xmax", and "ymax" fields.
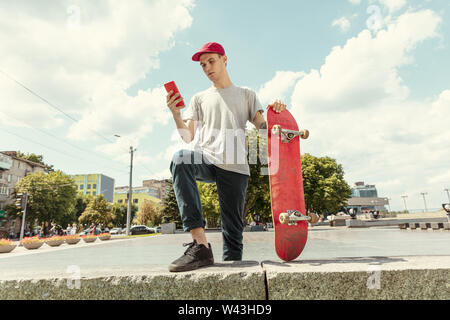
[{"xmin": 170, "ymin": 149, "xmax": 249, "ymax": 261}]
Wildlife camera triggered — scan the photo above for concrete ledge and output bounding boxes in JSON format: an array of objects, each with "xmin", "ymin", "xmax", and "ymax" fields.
[
  {"xmin": 0, "ymin": 261, "xmax": 265, "ymax": 300},
  {"xmin": 1, "ymin": 257, "xmax": 448, "ymax": 300},
  {"xmin": 263, "ymin": 256, "xmax": 450, "ymax": 300}
]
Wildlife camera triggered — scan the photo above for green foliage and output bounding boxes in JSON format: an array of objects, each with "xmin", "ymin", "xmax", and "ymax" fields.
[
  {"xmin": 110, "ymin": 203, "xmax": 136, "ymax": 228},
  {"xmin": 14, "ymin": 171, "xmax": 77, "ymax": 235},
  {"xmin": 197, "ymin": 181, "xmax": 220, "ymax": 228},
  {"xmin": 160, "ymin": 179, "xmax": 182, "ymax": 229},
  {"xmin": 73, "ymin": 194, "xmax": 92, "ymax": 221},
  {"xmin": 78, "ymin": 194, "xmax": 115, "ymax": 228},
  {"xmin": 244, "ymin": 128, "xmax": 272, "ymax": 223},
  {"xmin": 16, "ymin": 151, "xmax": 54, "ymax": 172},
  {"xmin": 301, "ymin": 153, "xmax": 352, "ymax": 216},
  {"xmin": 137, "ymin": 200, "xmax": 162, "ymax": 226}
]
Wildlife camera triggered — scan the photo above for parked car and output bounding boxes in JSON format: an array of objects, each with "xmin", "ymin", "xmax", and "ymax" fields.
[
  {"xmin": 149, "ymin": 226, "xmax": 162, "ymax": 233},
  {"xmin": 110, "ymin": 227, "xmax": 122, "ymax": 235},
  {"xmin": 79, "ymin": 227, "xmax": 103, "ymax": 236},
  {"xmin": 130, "ymin": 225, "xmax": 155, "ymax": 235}
]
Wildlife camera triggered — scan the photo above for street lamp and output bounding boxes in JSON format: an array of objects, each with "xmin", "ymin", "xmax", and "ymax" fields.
[
  {"xmin": 114, "ymin": 135, "xmax": 136, "ymax": 236},
  {"xmin": 420, "ymin": 192, "xmax": 428, "ymax": 213},
  {"xmin": 401, "ymin": 195, "xmax": 408, "ymax": 213}
]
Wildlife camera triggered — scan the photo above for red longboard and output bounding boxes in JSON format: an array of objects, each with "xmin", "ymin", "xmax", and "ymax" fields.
[{"xmin": 267, "ymin": 107, "xmax": 315, "ymax": 261}]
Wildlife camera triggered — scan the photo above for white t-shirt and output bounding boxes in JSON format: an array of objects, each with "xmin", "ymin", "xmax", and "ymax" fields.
[{"xmin": 182, "ymin": 84, "xmax": 264, "ymax": 176}]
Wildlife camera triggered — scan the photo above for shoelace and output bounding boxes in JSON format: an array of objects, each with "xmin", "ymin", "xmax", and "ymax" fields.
[{"xmin": 183, "ymin": 241, "xmax": 200, "ymax": 257}]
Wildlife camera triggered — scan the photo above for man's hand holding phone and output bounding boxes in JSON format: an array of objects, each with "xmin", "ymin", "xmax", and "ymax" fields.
[
  {"xmin": 166, "ymin": 90, "xmax": 185, "ymax": 117},
  {"xmin": 165, "ymin": 81, "xmax": 185, "ymax": 118}
]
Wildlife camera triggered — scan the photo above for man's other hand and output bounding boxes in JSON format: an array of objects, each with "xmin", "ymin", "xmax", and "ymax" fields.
[{"xmin": 267, "ymin": 99, "xmax": 287, "ymax": 113}]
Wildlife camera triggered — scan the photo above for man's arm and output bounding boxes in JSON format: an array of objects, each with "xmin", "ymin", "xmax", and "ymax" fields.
[
  {"xmin": 173, "ymin": 116, "xmax": 195, "ymax": 143},
  {"xmin": 252, "ymin": 110, "xmax": 267, "ymax": 130}
]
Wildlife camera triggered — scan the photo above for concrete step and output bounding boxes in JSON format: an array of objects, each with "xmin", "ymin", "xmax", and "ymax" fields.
[{"xmin": 1, "ymin": 256, "xmax": 448, "ymax": 300}]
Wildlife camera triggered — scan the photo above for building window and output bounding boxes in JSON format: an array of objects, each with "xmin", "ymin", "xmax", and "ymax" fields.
[
  {"xmin": 93, "ymin": 191, "xmax": 96, "ymax": 196},
  {"xmin": 86, "ymin": 192, "xmax": 90, "ymax": 195},
  {"xmin": 118, "ymin": 200, "xmax": 123, "ymax": 203},
  {"xmin": 80, "ymin": 185, "xmax": 84, "ymax": 190},
  {"xmin": 8, "ymin": 175, "xmax": 12, "ymax": 182},
  {"xmin": 133, "ymin": 199, "xmax": 138, "ymax": 203},
  {"xmin": 87, "ymin": 184, "xmax": 91, "ymax": 189},
  {"xmin": 93, "ymin": 184, "xmax": 97, "ymax": 189}
]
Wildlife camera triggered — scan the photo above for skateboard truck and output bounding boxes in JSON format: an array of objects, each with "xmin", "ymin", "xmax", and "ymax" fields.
[
  {"xmin": 272, "ymin": 125, "xmax": 309, "ymax": 143},
  {"xmin": 279, "ymin": 210, "xmax": 320, "ymax": 225}
]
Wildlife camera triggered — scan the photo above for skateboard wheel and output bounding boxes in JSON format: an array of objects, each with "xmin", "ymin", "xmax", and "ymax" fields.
[
  {"xmin": 279, "ymin": 212, "xmax": 289, "ymax": 224},
  {"xmin": 308, "ymin": 212, "xmax": 319, "ymax": 224},
  {"xmin": 300, "ymin": 129, "xmax": 309, "ymax": 139}
]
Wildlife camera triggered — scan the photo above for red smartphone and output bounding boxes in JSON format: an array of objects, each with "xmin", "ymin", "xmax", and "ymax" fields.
[{"xmin": 164, "ymin": 81, "xmax": 185, "ymax": 107}]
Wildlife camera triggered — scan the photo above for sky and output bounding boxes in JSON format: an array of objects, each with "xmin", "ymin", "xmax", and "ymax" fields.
[{"xmin": 0, "ymin": 0, "xmax": 449, "ymax": 212}]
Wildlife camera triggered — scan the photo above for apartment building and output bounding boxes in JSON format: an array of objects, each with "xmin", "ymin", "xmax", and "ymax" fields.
[
  {"xmin": 0, "ymin": 151, "xmax": 47, "ymax": 236},
  {"xmin": 71, "ymin": 174, "xmax": 115, "ymax": 202}
]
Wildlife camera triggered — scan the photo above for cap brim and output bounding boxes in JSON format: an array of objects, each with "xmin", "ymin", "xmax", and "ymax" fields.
[
  {"xmin": 192, "ymin": 50, "xmax": 220, "ymax": 61},
  {"xmin": 192, "ymin": 52, "xmax": 203, "ymax": 61}
]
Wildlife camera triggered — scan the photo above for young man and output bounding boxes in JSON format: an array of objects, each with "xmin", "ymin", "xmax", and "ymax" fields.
[{"xmin": 166, "ymin": 42, "xmax": 286, "ymax": 272}]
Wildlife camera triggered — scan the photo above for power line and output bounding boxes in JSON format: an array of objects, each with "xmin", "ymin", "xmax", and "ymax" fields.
[
  {"xmin": 0, "ymin": 69, "xmax": 114, "ymax": 144},
  {"xmin": 1, "ymin": 68, "xmax": 161, "ymax": 180},
  {"xmin": 0, "ymin": 110, "xmax": 130, "ymax": 174},
  {"xmin": 0, "ymin": 127, "xmax": 129, "ymax": 175}
]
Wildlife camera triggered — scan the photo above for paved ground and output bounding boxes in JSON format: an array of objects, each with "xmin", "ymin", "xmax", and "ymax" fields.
[{"xmin": 0, "ymin": 226, "xmax": 449, "ymax": 279}]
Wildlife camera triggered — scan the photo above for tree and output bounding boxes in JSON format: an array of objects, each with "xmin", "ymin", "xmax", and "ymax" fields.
[
  {"xmin": 197, "ymin": 181, "xmax": 220, "ymax": 228},
  {"xmin": 16, "ymin": 151, "xmax": 54, "ymax": 172},
  {"xmin": 13, "ymin": 171, "xmax": 77, "ymax": 235},
  {"xmin": 73, "ymin": 194, "xmax": 92, "ymax": 221},
  {"xmin": 160, "ymin": 179, "xmax": 182, "ymax": 229},
  {"xmin": 137, "ymin": 200, "xmax": 162, "ymax": 226},
  {"xmin": 301, "ymin": 153, "xmax": 352, "ymax": 217},
  {"xmin": 110, "ymin": 203, "xmax": 138, "ymax": 228},
  {"xmin": 78, "ymin": 194, "xmax": 115, "ymax": 228},
  {"xmin": 244, "ymin": 128, "xmax": 272, "ymax": 223}
]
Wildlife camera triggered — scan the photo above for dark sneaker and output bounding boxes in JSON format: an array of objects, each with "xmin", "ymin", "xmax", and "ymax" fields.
[{"xmin": 169, "ymin": 240, "xmax": 214, "ymax": 272}]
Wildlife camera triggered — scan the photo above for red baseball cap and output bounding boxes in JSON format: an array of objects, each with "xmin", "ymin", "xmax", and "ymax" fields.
[{"xmin": 192, "ymin": 42, "xmax": 226, "ymax": 61}]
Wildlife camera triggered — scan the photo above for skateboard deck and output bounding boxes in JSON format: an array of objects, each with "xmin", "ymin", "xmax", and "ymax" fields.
[{"xmin": 267, "ymin": 107, "xmax": 309, "ymax": 261}]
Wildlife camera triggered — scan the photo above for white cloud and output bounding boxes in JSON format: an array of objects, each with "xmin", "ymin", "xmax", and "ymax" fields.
[
  {"xmin": 378, "ymin": 0, "xmax": 407, "ymax": 14},
  {"xmin": 292, "ymin": 9, "xmax": 441, "ymax": 114},
  {"xmin": 0, "ymin": 0, "xmax": 195, "ymax": 158},
  {"xmin": 348, "ymin": 0, "xmax": 361, "ymax": 5},
  {"xmin": 256, "ymin": 71, "xmax": 304, "ymax": 106},
  {"xmin": 332, "ymin": 17, "xmax": 352, "ymax": 33},
  {"xmin": 281, "ymin": 8, "xmax": 447, "ymax": 211}
]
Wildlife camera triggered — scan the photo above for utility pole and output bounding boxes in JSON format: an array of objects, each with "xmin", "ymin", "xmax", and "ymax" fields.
[
  {"xmin": 126, "ymin": 146, "xmax": 136, "ymax": 236},
  {"xmin": 17, "ymin": 192, "xmax": 28, "ymax": 243},
  {"xmin": 420, "ymin": 192, "xmax": 428, "ymax": 213},
  {"xmin": 401, "ymin": 195, "xmax": 408, "ymax": 213},
  {"xmin": 445, "ymin": 189, "xmax": 450, "ymax": 203}
]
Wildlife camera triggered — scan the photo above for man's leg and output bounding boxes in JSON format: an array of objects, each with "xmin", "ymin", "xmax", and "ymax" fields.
[
  {"xmin": 215, "ymin": 167, "xmax": 249, "ymax": 261},
  {"xmin": 170, "ymin": 149, "xmax": 216, "ymax": 245},
  {"xmin": 169, "ymin": 149, "xmax": 217, "ymax": 272}
]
